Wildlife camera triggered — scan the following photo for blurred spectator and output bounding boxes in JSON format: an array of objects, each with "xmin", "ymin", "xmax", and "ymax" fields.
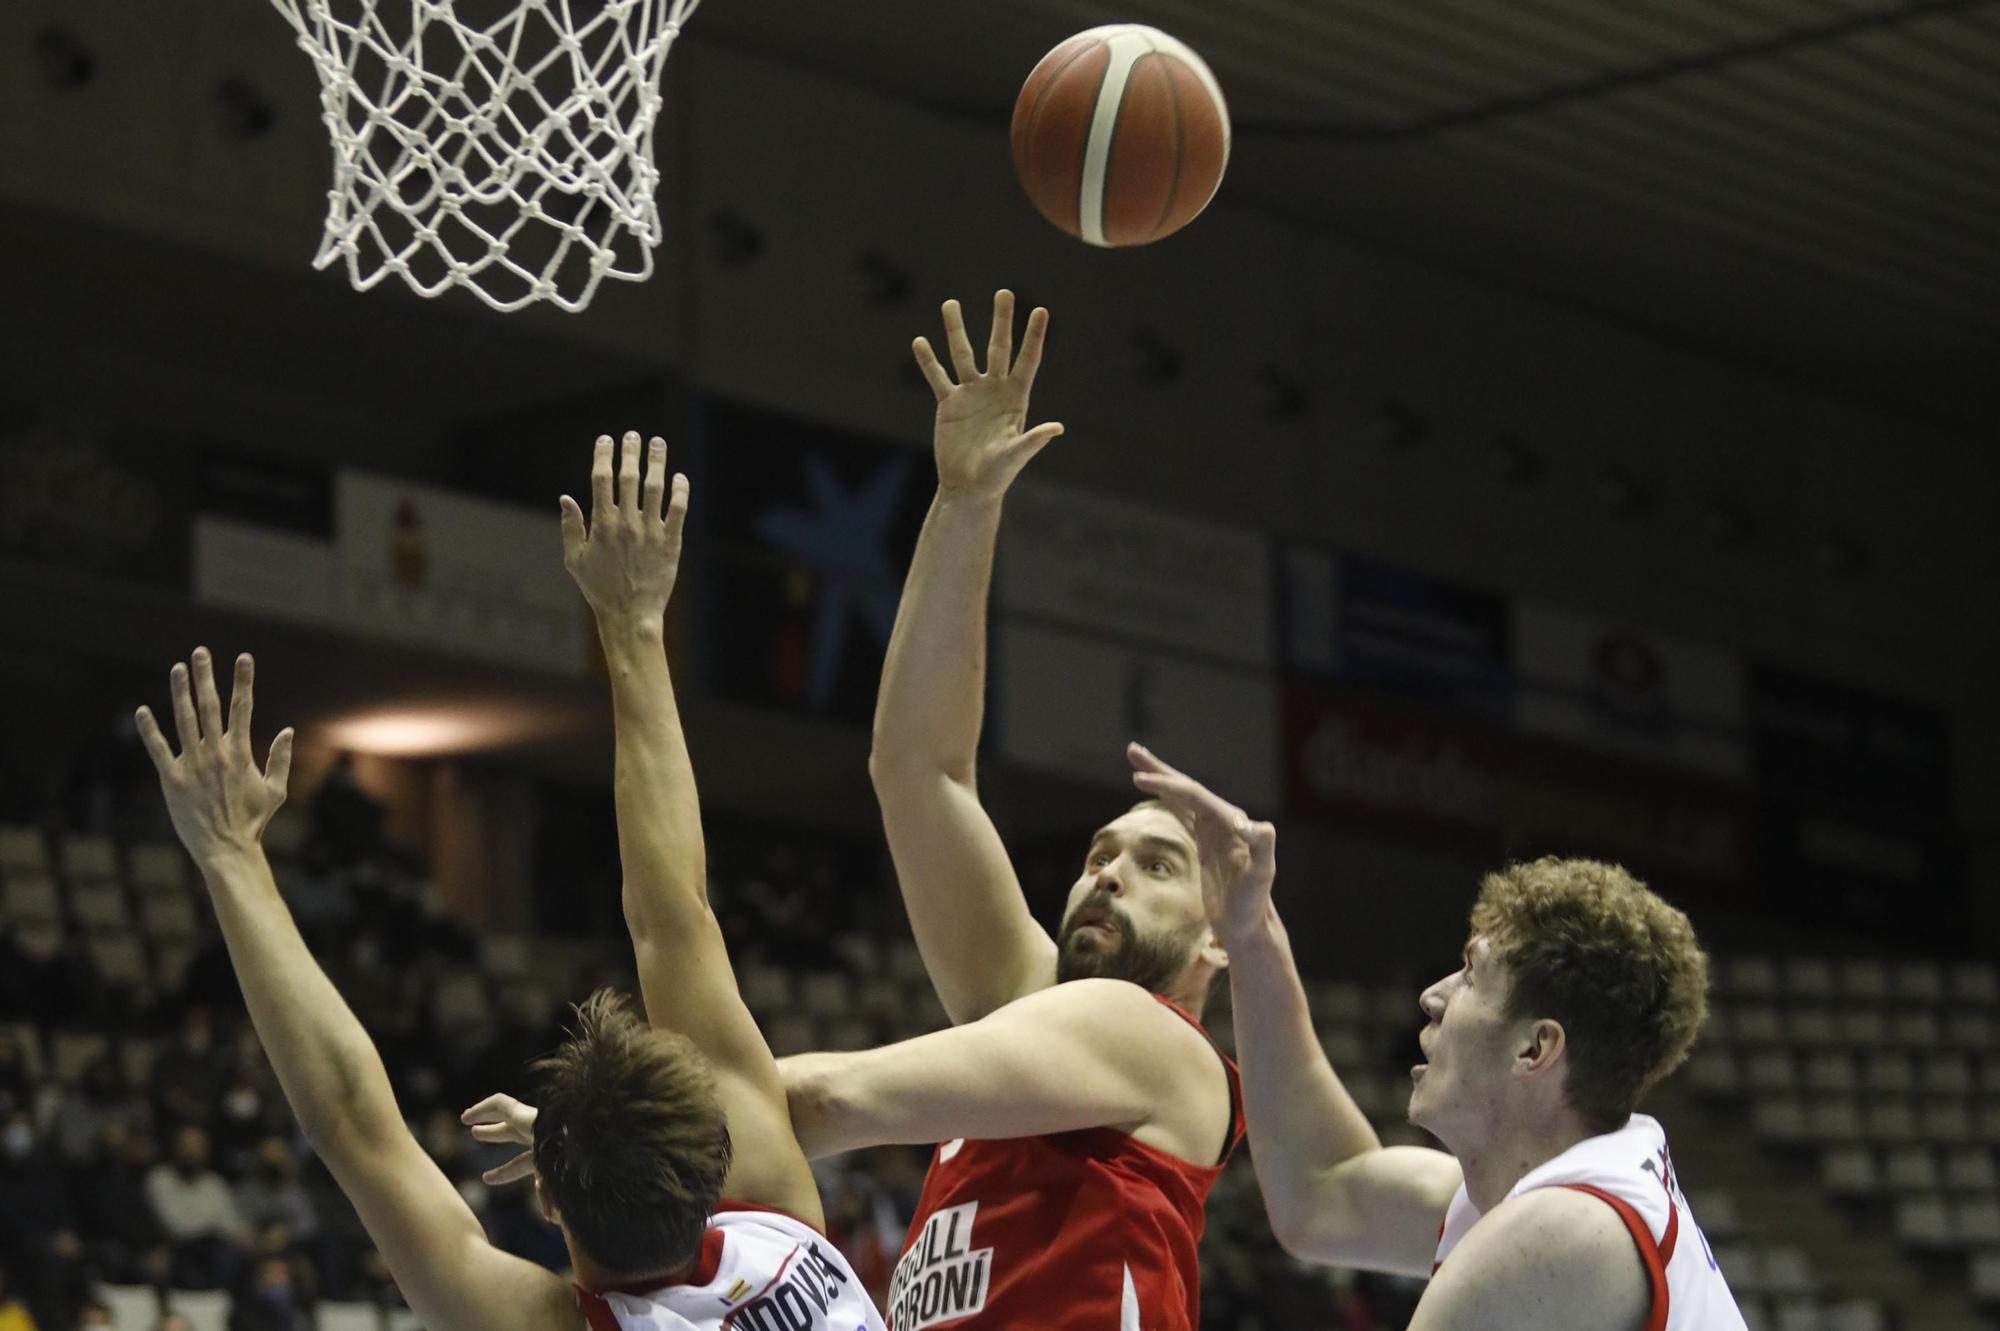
[
  {"xmin": 227, "ymin": 1254, "xmax": 306, "ymax": 1331},
  {"xmin": 70, "ymin": 1122, "xmax": 170, "ymax": 1287},
  {"xmin": 144, "ymin": 1126, "xmax": 249, "ymax": 1289},
  {"xmin": 0, "ymin": 1267, "xmax": 38, "ymax": 1331},
  {"xmin": 0, "ymin": 1111, "xmax": 87, "ymax": 1331},
  {"xmin": 154, "ymin": 1315, "xmax": 192, "ymax": 1331},
  {"xmin": 233, "ymin": 1141, "xmax": 316, "ymax": 1249},
  {"xmin": 47, "ymin": 1055, "xmax": 136, "ymax": 1166},
  {"xmin": 211, "ymin": 1071, "xmax": 277, "ymax": 1173},
  {"xmin": 486, "ymin": 1184, "xmax": 567, "ymax": 1274},
  {"xmin": 0, "ymin": 1034, "xmax": 33, "ymax": 1120},
  {"xmin": 70, "ymin": 1303, "xmax": 109, "ymax": 1331},
  {"xmin": 150, "ymin": 1011, "xmax": 230, "ymax": 1131}
]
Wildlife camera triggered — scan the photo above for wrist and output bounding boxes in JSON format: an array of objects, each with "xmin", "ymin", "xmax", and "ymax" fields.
[
  {"xmin": 594, "ymin": 611, "xmax": 667, "ymax": 648},
  {"xmin": 1219, "ymin": 904, "xmax": 1286, "ymax": 958},
  {"xmin": 193, "ymin": 838, "xmax": 266, "ymax": 879},
  {"xmin": 932, "ymin": 486, "xmax": 1006, "ymax": 519}
]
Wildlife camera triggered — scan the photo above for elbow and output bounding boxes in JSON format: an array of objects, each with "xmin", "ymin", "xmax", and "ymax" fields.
[{"xmin": 786, "ymin": 1058, "xmax": 866, "ymax": 1157}]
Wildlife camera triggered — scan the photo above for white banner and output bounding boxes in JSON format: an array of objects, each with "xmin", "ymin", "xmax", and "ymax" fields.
[
  {"xmin": 193, "ymin": 515, "xmax": 337, "ymax": 623},
  {"xmin": 994, "ymin": 617, "xmax": 1279, "ymax": 808},
  {"xmin": 997, "ymin": 477, "xmax": 1271, "ymax": 665},
  {"xmin": 1511, "ymin": 601, "xmax": 1747, "ymax": 780},
  {"xmin": 334, "ymin": 472, "xmax": 586, "ymax": 675}
]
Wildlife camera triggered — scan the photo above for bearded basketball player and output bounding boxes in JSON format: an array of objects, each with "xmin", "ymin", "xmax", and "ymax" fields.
[
  {"xmin": 141, "ymin": 433, "xmax": 884, "ymax": 1331},
  {"xmin": 1127, "ymin": 747, "xmax": 1748, "ymax": 1331}
]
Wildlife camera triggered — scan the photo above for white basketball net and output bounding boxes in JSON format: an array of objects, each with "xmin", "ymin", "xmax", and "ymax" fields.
[{"xmin": 267, "ymin": 0, "xmax": 699, "ymax": 313}]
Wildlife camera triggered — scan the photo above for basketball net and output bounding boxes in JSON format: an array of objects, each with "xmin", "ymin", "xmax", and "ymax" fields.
[{"xmin": 266, "ymin": 0, "xmax": 699, "ymax": 313}]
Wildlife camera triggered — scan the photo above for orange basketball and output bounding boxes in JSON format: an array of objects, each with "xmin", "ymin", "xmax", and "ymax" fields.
[{"xmin": 1010, "ymin": 25, "xmax": 1231, "ymax": 247}]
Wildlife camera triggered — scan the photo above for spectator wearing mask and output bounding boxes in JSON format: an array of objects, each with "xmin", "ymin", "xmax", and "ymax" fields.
[
  {"xmin": 48, "ymin": 1056, "xmax": 136, "ymax": 1166},
  {"xmin": 227, "ymin": 1255, "xmax": 306, "ymax": 1331},
  {"xmin": 233, "ymin": 1140, "xmax": 316, "ymax": 1249},
  {"xmin": 144, "ymin": 1126, "xmax": 250, "ymax": 1289},
  {"xmin": 70, "ymin": 1122, "xmax": 171, "ymax": 1287}
]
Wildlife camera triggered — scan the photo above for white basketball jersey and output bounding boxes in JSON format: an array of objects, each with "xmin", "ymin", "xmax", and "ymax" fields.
[
  {"xmin": 575, "ymin": 1205, "xmax": 886, "ymax": 1331},
  {"xmin": 1433, "ymin": 1115, "xmax": 1746, "ymax": 1331}
]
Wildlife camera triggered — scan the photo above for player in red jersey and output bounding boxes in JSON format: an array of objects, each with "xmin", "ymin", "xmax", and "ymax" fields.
[
  {"xmin": 1129, "ymin": 749, "xmax": 1744, "ymax": 1331},
  {"xmin": 775, "ymin": 293, "xmax": 1242, "ymax": 1331}
]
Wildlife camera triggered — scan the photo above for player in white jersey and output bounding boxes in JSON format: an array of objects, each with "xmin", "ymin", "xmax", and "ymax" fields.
[
  {"xmin": 1126, "ymin": 749, "xmax": 1746, "ymax": 1331},
  {"xmin": 134, "ymin": 433, "xmax": 885, "ymax": 1331}
]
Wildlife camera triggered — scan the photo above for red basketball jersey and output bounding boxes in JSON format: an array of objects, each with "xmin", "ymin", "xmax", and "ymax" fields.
[{"xmin": 886, "ymin": 994, "xmax": 1243, "ymax": 1331}]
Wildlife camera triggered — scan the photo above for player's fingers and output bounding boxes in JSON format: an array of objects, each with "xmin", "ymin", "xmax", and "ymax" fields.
[
  {"xmin": 460, "ymin": 1094, "xmax": 516, "ymax": 1124},
  {"xmin": 590, "ymin": 435, "xmax": 614, "ymax": 517},
  {"xmin": 559, "ymin": 495, "xmax": 587, "ymax": 562},
  {"xmin": 941, "ymin": 299, "xmax": 979, "ymax": 379},
  {"xmin": 912, "ymin": 338, "xmax": 954, "ymax": 401},
  {"xmin": 618, "ymin": 431, "xmax": 642, "ymax": 511},
  {"xmin": 1126, "ymin": 741, "xmax": 1184, "ymax": 778},
  {"xmin": 642, "ymin": 437, "xmax": 668, "ymax": 522},
  {"xmin": 469, "ymin": 1122, "xmax": 520, "ymax": 1143},
  {"xmin": 227, "ymin": 654, "xmax": 255, "ymax": 746},
  {"xmin": 1009, "ymin": 422, "xmax": 1064, "ymax": 468},
  {"xmin": 264, "ymin": 728, "xmax": 295, "ymax": 796},
  {"xmin": 169, "ymin": 662, "xmax": 200, "ymax": 750},
  {"xmin": 135, "ymin": 707, "xmax": 176, "ymax": 774},
  {"xmin": 191, "ymin": 648, "xmax": 224, "ymax": 741},
  {"xmin": 987, "ymin": 289, "xmax": 1015, "ymax": 377},
  {"xmin": 664, "ymin": 474, "xmax": 690, "ymax": 543},
  {"xmin": 484, "ymin": 1150, "xmax": 536, "ymax": 1187},
  {"xmin": 1012, "ymin": 306, "xmax": 1051, "ymax": 386}
]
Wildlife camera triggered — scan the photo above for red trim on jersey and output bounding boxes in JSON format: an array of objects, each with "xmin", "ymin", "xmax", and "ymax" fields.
[
  {"xmin": 720, "ymin": 1243, "xmax": 803, "ymax": 1330},
  {"xmin": 1657, "ymin": 1194, "xmax": 1679, "ymax": 1266},
  {"xmin": 574, "ymin": 1288, "xmax": 623, "ymax": 1331},
  {"xmin": 1563, "ymin": 1184, "xmax": 1668, "ymax": 1331},
  {"xmin": 1432, "ymin": 1212, "xmax": 1449, "ymax": 1276},
  {"xmin": 1146, "ymin": 992, "xmax": 1245, "ymax": 1165}
]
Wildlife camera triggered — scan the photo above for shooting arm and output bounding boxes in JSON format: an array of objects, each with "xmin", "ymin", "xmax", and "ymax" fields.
[
  {"xmin": 781, "ymin": 979, "xmax": 1175, "ymax": 1158},
  {"xmin": 1228, "ymin": 912, "xmax": 1461, "ymax": 1276}
]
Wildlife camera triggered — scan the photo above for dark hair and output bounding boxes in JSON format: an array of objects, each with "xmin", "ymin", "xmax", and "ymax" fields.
[
  {"xmin": 1470, "ymin": 858, "xmax": 1709, "ymax": 1133},
  {"xmin": 531, "ymin": 989, "xmax": 733, "ymax": 1275}
]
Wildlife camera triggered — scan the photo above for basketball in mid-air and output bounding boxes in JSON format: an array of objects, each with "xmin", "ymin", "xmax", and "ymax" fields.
[{"xmin": 1010, "ymin": 25, "xmax": 1231, "ymax": 247}]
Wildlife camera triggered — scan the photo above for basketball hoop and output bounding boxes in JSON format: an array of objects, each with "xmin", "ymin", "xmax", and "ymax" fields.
[{"xmin": 266, "ymin": 0, "xmax": 700, "ymax": 313}]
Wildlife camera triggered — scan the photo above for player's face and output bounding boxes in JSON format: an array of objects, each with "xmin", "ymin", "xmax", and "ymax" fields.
[
  {"xmin": 1054, "ymin": 805, "xmax": 1209, "ymax": 991},
  {"xmin": 1408, "ymin": 936, "xmax": 1526, "ymax": 1138}
]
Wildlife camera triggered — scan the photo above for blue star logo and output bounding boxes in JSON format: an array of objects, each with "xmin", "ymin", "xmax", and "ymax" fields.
[{"xmin": 753, "ymin": 454, "xmax": 913, "ymax": 710}]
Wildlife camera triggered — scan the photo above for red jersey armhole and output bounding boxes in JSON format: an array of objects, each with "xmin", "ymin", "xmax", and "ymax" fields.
[
  {"xmin": 1147, "ymin": 992, "xmax": 1244, "ymax": 1165},
  {"xmin": 1562, "ymin": 1184, "xmax": 1668, "ymax": 1331},
  {"xmin": 574, "ymin": 1288, "xmax": 622, "ymax": 1331}
]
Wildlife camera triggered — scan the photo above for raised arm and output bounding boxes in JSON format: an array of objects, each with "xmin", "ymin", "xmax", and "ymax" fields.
[
  {"xmin": 560, "ymin": 432, "xmax": 819, "ymax": 1225},
  {"xmin": 871, "ymin": 292, "xmax": 1066, "ymax": 1024},
  {"xmin": 1128, "ymin": 744, "xmax": 1462, "ymax": 1278},
  {"xmin": 779, "ymin": 977, "xmax": 1219, "ymax": 1160},
  {"xmin": 137, "ymin": 652, "xmax": 581, "ymax": 1331}
]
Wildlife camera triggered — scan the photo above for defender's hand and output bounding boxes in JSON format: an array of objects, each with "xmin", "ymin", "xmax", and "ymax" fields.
[
  {"xmin": 136, "ymin": 650, "xmax": 293, "ymax": 866},
  {"xmin": 1127, "ymin": 742, "xmax": 1277, "ymax": 947},
  {"xmin": 914, "ymin": 290, "xmax": 1063, "ymax": 502},
  {"xmin": 560, "ymin": 432, "xmax": 690, "ymax": 628},
  {"xmin": 461, "ymin": 1092, "xmax": 538, "ymax": 1186}
]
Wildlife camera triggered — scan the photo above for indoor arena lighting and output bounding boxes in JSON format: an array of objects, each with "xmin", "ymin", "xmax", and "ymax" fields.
[{"xmin": 320, "ymin": 704, "xmax": 552, "ymax": 757}]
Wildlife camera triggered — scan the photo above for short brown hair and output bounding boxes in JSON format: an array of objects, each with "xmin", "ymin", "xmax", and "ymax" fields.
[
  {"xmin": 531, "ymin": 989, "xmax": 732, "ymax": 1275},
  {"xmin": 1469, "ymin": 858, "xmax": 1709, "ymax": 1134}
]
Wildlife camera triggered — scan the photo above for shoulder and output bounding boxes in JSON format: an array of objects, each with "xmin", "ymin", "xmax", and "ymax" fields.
[
  {"xmin": 1417, "ymin": 1187, "xmax": 1649, "ymax": 1331},
  {"xmin": 1003, "ymin": 980, "xmax": 1205, "ymax": 1050}
]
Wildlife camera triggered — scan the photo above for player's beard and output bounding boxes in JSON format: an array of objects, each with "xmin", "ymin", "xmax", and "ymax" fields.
[{"xmin": 1054, "ymin": 900, "xmax": 1200, "ymax": 994}]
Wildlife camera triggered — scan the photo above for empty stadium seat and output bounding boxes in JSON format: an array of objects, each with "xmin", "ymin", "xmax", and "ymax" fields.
[
  {"xmin": 86, "ymin": 932, "xmax": 150, "ymax": 990},
  {"xmin": 1946, "ymin": 1148, "xmax": 2000, "ymax": 1192},
  {"xmin": 1688, "ymin": 1188, "xmax": 1742, "ymax": 1237},
  {"xmin": 1922, "ymin": 1053, "xmax": 1974, "ymax": 1097},
  {"xmin": 1885, "ymin": 1144, "xmax": 1940, "ymax": 1191},
  {"xmin": 125, "ymin": 842, "xmax": 185, "ymax": 891},
  {"xmin": 1861, "ymin": 1051, "xmax": 1913, "ymax": 1094},
  {"xmin": 1310, "ymin": 980, "xmax": 1367, "ymax": 1023},
  {"xmin": 1806, "ymin": 1099, "xmax": 1862, "ymax": 1143},
  {"xmin": 2, "ymin": 1024, "xmax": 43, "ymax": 1079},
  {"xmin": 138, "ymin": 890, "xmax": 199, "ymax": 941},
  {"xmin": 432, "ymin": 970, "xmax": 489, "ymax": 1031},
  {"xmin": 51, "ymin": 1031, "xmax": 109, "ymax": 1082},
  {"xmin": 0, "ymin": 824, "xmax": 46, "ymax": 875},
  {"xmin": 1921, "ymin": 1101, "xmax": 1973, "ymax": 1145},
  {"xmin": 98, "ymin": 1283, "xmax": 161, "ymax": 1331},
  {"xmin": 1320, "ymin": 1026, "xmax": 1369, "ymax": 1066},
  {"xmin": 1753, "ymin": 1097, "xmax": 1807, "ymax": 1143},
  {"xmin": 1803, "ymin": 1051, "xmax": 1856, "ymax": 1094},
  {"xmin": 1862, "ymin": 1099, "xmax": 1919, "ymax": 1144},
  {"xmin": 1951, "ymin": 963, "xmax": 2000, "ymax": 1006},
  {"xmin": 1839, "ymin": 959, "xmax": 1890, "ymax": 1003},
  {"xmin": 1893, "ymin": 961, "xmax": 1944, "ymax": 1004},
  {"xmin": 739, "ymin": 961, "xmax": 794, "ymax": 1012},
  {"xmin": 71, "ymin": 882, "xmax": 131, "ymax": 931},
  {"xmin": 1822, "ymin": 1145, "xmax": 1879, "ymax": 1195},
  {"xmin": 1837, "ymin": 1008, "xmax": 1889, "ymax": 1048},
  {"xmin": 2, "ymin": 872, "xmax": 62, "ymax": 923},
  {"xmin": 479, "ymin": 934, "xmax": 531, "ymax": 979},
  {"xmin": 316, "ymin": 1303, "xmax": 382, "ymax": 1331},
  {"xmin": 1748, "ymin": 1050, "xmax": 1800, "ymax": 1092},
  {"xmin": 1739, "ymin": 1295, "xmax": 1772, "ymax": 1331},
  {"xmin": 798, "ymin": 971, "xmax": 853, "ymax": 1016},
  {"xmin": 11, "ymin": 921, "xmax": 63, "ymax": 959},
  {"xmin": 1958, "ymin": 1197, "xmax": 2000, "ymax": 1245},
  {"xmin": 1762, "ymin": 1245, "xmax": 1816, "ymax": 1295},
  {"xmin": 1785, "ymin": 1007, "xmax": 1837, "ymax": 1046},
  {"xmin": 1971, "ymin": 1248, "xmax": 2000, "ymax": 1301},
  {"xmin": 1891, "ymin": 1010, "xmax": 1941, "ymax": 1047},
  {"xmin": 1783, "ymin": 958, "xmax": 1835, "ymax": 1000},
  {"xmin": 1735, "ymin": 1005, "xmax": 1783, "ymax": 1045},
  {"xmin": 1725, "ymin": 956, "xmax": 1779, "ymax": 998},
  {"xmin": 1689, "ymin": 1048, "xmax": 1742, "ymax": 1096},
  {"xmin": 60, "ymin": 834, "xmax": 119, "ymax": 883},
  {"xmin": 1893, "ymin": 1194, "xmax": 1951, "ymax": 1246}
]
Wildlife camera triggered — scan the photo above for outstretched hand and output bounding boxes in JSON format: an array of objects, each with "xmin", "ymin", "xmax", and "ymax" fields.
[
  {"xmin": 136, "ymin": 649, "xmax": 293, "ymax": 866},
  {"xmin": 461, "ymin": 1093, "xmax": 538, "ymax": 1186},
  {"xmin": 1127, "ymin": 742, "xmax": 1277, "ymax": 947},
  {"xmin": 914, "ymin": 290, "xmax": 1064, "ymax": 501},
  {"xmin": 560, "ymin": 431, "xmax": 690, "ymax": 628}
]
